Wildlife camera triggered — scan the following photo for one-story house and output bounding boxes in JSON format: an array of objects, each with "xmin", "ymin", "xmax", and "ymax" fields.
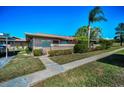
[{"xmin": 25, "ymin": 33, "xmax": 75, "ymax": 53}]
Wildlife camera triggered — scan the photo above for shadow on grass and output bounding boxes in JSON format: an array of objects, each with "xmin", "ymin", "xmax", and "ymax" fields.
[{"xmin": 98, "ymin": 54, "xmax": 124, "ymax": 67}]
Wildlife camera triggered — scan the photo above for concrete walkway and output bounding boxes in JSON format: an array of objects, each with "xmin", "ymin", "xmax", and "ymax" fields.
[
  {"xmin": 0, "ymin": 56, "xmax": 14, "ymax": 69},
  {"xmin": 39, "ymin": 55, "xmax": 64, "ymax": 71},
  {"xmin": 62, "ymin": 48, "xmax": 124, "ymax": 71},
  {"xmin": 0, "ymin": 47, "xmax": 124, "ymax": 87}
]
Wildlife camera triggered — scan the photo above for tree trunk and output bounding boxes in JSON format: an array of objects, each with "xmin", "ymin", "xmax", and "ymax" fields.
[{"xmin": 88, "ymin": 25, "xmax": 91, "ymax": 48}]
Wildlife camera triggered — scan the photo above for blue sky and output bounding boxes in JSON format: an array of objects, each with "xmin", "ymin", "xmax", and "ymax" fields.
[{"xmin": 0, "ymin": 6, "xmax": 124, "ymax": 39}]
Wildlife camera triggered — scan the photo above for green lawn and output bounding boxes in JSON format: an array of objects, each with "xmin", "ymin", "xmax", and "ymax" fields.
[
  {"xmin": 50, "ymin": 46, "xmax": 122, "ymax": 64},
  {"xmin": 0, "ymin": 51, "xmax": 45, "ymax": 83},
  {"xmin": 33, "ymin": 50, "xmax": 124, "ymax": 87}
]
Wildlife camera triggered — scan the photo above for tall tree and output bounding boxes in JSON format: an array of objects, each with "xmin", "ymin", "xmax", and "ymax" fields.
[
  {"xmin": 90, "ymin": 27, "xmax": 102, "ymax": 42},
  {"xmin": 88, "ymin": 6, "xmax": 107, "ymax": 48},
  {"xmin": 75, "ymin": 26, "xmax": 88, "ymax": 37},
  {"xmin": 75, "ymin": 26, "xmax": 88, "ymax": 44},
  {"xmin": 115, "ymin": 23, "xmax": 124, "ymax": 46},
  {"xmin": 75, "ymin": 26, "xmax": 102, "ymax": 43}
]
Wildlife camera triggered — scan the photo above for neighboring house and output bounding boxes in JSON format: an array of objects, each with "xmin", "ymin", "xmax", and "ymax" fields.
[
  {"xmin": 0, "ymin": 36, "xmax": 27, "ymax": 51},
  {"xmin": 25, "ymin": 33, "xmax": 75, "ymax": 53}
]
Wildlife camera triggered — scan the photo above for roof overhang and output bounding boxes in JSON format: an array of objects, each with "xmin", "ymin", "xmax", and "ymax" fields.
[{"xmin": 25, "ymin": 33, "xmax": 75, "ymax": 41}]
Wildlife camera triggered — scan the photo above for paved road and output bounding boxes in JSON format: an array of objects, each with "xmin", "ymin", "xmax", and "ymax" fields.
[
  {"xmin": 0, "ymin": 48, "xmax": 124, "ymax": 87},
  {"xmin": 0, "ymin": 56, "xmax": 14, "ymax": 69}
]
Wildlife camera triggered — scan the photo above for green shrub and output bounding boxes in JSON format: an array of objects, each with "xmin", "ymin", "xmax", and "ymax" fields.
[
  {"xmin": 99, "ymin": 39, "xmax": 113, "ymax": 49},
  {"xmin": 25, "ymin": 47, "xmax": 32, "ymax": 54},
  {"xmin": 74, "ymin": 44, "xmax": 83, "ymax": 53},
  {"xmin": 63, "ymin": 49, "xmax": 73, "ymax": 54},
  {"xmin": 94, "ymin": 46, "xmax": 103, "ymax": 50},
  {"xmin": 48, "ymin": 49, "xmax": 73, "ymax": 57},
  {"xmin": 33, "ymin": 49, "xmax": 43, "ymax": 56},
  {"xmin": 73, "ymin": 42, "xmax": 88, "ymax": 53}
]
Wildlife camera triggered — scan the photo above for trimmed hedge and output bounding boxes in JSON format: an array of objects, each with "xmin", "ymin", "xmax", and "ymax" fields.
[
  {"xmin": 94, "ymin": 46, "xmax": 103, "ymax": 50},
  {"xmin": 99, "ymin": 39, "xmax": 113, "ymax": 49},
  {"xmin": 48, "ymin": 49, "xmax": 73, "ymax": 57},
  {"xmin": 25, "ymin": 47, "xmax": 32, "ymax": 54},
  {"xmin": 33, "ymin": 49, "xmax": 43, "ymax": 56},
  {"xmin": 89, "ymin": 45, "xmax": 103, "ymax": 51},
  {"xmin": 73, "ymin": 42, "xmax": 88, "ymax": 53}
]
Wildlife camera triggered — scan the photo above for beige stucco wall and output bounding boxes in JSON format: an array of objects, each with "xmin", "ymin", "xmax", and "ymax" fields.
[{"xmin": 33, "ymin": 44, "xmax": 74, "ymax": 55}]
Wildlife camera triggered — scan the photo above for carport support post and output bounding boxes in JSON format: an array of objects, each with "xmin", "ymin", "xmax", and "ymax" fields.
[{"xmin": 6, "ymin": 35, "xmax": 8, "ymax": 58}]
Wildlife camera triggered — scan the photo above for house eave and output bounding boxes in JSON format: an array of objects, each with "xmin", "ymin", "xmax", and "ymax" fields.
[{"xmin": 25, "ymin": 33, "xmax": 75, "ymax": 41}]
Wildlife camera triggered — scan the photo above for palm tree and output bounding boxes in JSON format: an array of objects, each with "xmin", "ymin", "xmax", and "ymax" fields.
[
  {"xmin": 88, "ymin": 6, "xmax": 107, "ymax": 48},
  {"xmin": 115, "ymin": 23, "xmax": 124, "ymax": 46}
]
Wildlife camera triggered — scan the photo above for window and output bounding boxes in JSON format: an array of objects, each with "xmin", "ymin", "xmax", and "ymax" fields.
[
  {"xmin": 35, "ymin": 38, "xmax": 51, "ymax": 47},
  {"xmin": 53, "ymin": 40, "xmax": 59, "ymax": 44}
]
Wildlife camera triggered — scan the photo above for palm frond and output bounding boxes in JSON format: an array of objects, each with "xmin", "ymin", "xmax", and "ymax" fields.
[
  {"xmin": 88, "ymin": 6, "xmax": 107, "ymax": 24},
  {"xmin": 93, "ymin": 6, "xmax": 104, "ymax": 15},
  {"xmin": 93, "ymin": 16, "xmax": 107, "ymax": 22},
  {"xmin": 115, "ymin": 23, "xmax": 124, "ymax": 31}
]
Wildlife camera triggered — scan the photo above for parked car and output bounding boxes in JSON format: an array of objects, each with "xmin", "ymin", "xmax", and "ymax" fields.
[{"xmin": 0, "ymin": 44, "xmax": 6, "ymax": 53}]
